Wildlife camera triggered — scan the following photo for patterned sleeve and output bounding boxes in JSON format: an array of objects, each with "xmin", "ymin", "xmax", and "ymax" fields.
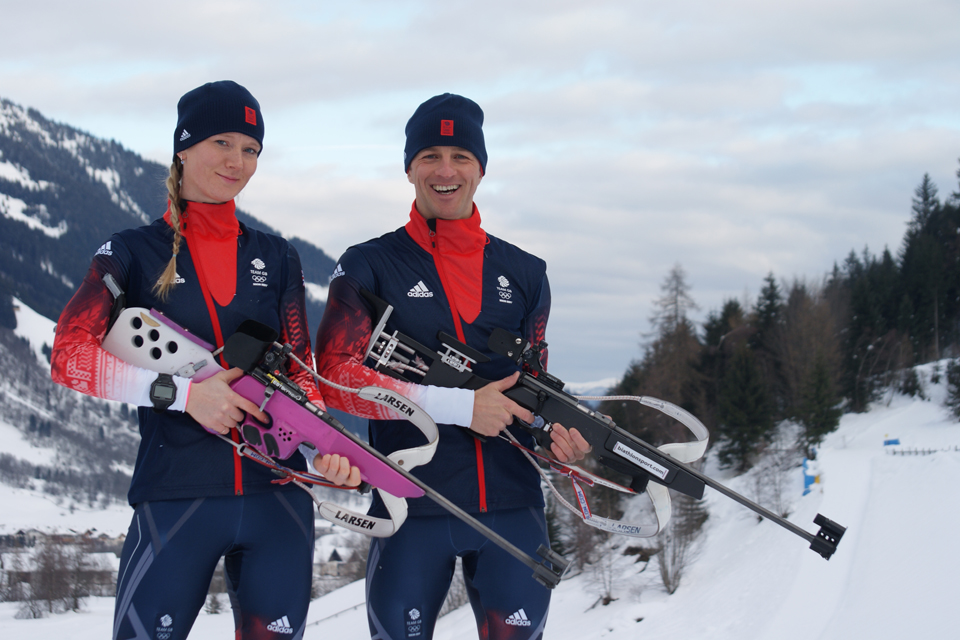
[
  {"xmin": 278, "ymin": 243, "xmax": 325, "ymax": 409},
  {"xmin": 314, "ymin": 250, "xmax": 472, "ymax": 425},
  {"xmin": 523, "ymin": 272, "xmax": 551, "ymax": 371},
  {"xmin": 50, "ymin": 238, "xmax": 163, "ymax": 405}
]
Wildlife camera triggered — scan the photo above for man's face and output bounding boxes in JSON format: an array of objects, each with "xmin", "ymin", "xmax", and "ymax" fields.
[{"xmin": 407, "ymin": 146, "xmax": 482, "ymax": 221}]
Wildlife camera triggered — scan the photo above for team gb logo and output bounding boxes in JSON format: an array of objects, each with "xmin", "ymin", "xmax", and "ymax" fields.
[{"xmin": 250, "ymin": 258, "xmax": 268, "ymax": 287}]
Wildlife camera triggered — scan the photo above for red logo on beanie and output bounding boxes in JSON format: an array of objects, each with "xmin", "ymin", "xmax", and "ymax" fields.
[
  {"xmin": 440, "ymin": 120, "xmax": 454, "ymax": 136},
  {"xmin": 245, "ymin": 107, "xmax": 257, "ymax": 126}
]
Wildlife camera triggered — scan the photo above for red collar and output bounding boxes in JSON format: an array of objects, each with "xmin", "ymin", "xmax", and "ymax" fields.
[
  {"xmin": 404, "ymin": 202, "xmax": 487, "ymax": 255},
  {"xmin": 164, "ymin": 199, "xmax": 240, "ymax": 240},
  {"xmin": 404, "ymin": 202, "xmax": 487, "ymax": 327},
  {"xmin": 164, "ymin": 200, "xmax": 240, "ymax": 308}
]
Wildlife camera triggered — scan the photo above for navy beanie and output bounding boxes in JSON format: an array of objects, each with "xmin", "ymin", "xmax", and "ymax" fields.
[
  {"xmin": 173, "ymin": 81, "xmax": 264, "ymax": 158},
  {"xmin": 404, "ymin": 94, "xmax": 487, "ymax": 173}
]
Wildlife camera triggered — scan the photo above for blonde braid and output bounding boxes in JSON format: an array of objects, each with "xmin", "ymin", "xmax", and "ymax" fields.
[{"xmin": 152, "ymin": 158, "xmax": 185, "ymax": 300}]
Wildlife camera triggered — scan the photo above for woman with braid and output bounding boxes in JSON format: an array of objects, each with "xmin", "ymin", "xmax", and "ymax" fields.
[{"xmin": 51, "ymin": 81, "xmax": 360, "ymax": 640}]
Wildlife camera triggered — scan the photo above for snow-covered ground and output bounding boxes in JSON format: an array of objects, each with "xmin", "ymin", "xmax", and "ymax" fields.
[
  {"xmin": 2, "ymin": 298, "xmax": 956, "ymax": 639},
  {"xmin": 12, "ymin": 296, "xmax": 56, "ymax": 368}
]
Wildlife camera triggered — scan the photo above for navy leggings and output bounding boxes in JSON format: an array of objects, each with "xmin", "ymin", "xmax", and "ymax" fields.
[
  {"xmin": 113, "ymin": 490, "xmax": 315, "ymax": 640},
  {"xmin": 365, "ymin": 507, "xmax": 552, "ymax": 640}
]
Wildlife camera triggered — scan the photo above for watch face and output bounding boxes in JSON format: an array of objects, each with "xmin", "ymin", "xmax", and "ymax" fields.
[{"xmin": 154, "ymin": 385, "xmax": 176, "ymax": 401}]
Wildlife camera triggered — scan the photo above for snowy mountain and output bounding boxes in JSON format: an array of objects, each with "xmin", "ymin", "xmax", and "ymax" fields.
[{"xmin": 1, "ymin": 355, "xmax": 956, "ymax": 638}]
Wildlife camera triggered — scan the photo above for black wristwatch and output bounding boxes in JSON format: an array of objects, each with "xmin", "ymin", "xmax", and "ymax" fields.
[{"xmin": 150, "ymin": 373, "xmax": 177, "ymax": 412}]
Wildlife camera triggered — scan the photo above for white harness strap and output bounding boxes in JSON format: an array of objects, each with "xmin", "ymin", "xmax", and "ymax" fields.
[{"xmin": 315, "ymin": 386, "xmax": 437, "ymax": 537}]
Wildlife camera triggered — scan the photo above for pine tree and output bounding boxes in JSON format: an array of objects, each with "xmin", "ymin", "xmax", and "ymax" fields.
[
  {"xmin": 703, "ymin": 299, "xmax": 745, "ymax": 349},
  {"xmin": 945, "ymin": 359, "xmax": 960, "ymax": 419},
  {"xmin": 715, "ymin": 344, "xmax": 774, "ymax": 472},
  {"xmin": 604, "ymin": 264, "xmax": 704, "ymax": 446},
  {"xmin": 656, "ymin": 492, "xmax": 708, "ymax": 594},
  {"xmin": 751, "ymin": 272, "xmax": 782, "ymax": 351},
  {"xmin": 899, "ymin": 174, "xmax": 946, "ymax": 360},
  {"xmin": 700, "ymin": 298, "xmax": 746, "ymax": 427},
  {"xmin": 649, "ymin": 263, "xmax": 700, "ymax": 336},
  {"xmin": 908, "ymin": 173, "xmax": 940, "ymax": 234},
  {"xmin": 751, "ymin": 273, "xmax": 786, "ymax": 416},
  {"xmin": 544, "ymin": 495, "xmax": 567, "ymax": 557},
  {"xmin": 797, "ymin": 352, "xmax": 843, "ymax": 447}
]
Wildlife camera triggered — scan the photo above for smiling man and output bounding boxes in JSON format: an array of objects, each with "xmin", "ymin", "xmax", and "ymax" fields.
[{"xmin": 315, "ymin": 94, "xmax": 589, "ymax": 640}]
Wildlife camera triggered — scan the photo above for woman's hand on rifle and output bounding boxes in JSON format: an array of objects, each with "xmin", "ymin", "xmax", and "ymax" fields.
[
  {"xmin": 185, "ymin": 368, "xmax": 269, "ymax": 434},
  {"xmin": 314, "ymin": 453, "xmax": 362, "ymax": 487}
]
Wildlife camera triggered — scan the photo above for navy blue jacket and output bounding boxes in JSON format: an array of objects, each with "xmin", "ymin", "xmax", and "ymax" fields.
[{"xmin": 316, "ymin": 211, "xmax": 551, "ymax": 517}]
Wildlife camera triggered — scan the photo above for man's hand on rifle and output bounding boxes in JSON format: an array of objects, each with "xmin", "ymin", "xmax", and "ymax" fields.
[
  {"xmin": 548, "ymin": 424, "xmax": 592, "ymax": 463},
  {"xmin": 469, "ymin": 373, "xmax": 592, "ymax": 463},
  {"xmin": 470, "ymin": 371, "xmax": 535, "ymax": 437}
]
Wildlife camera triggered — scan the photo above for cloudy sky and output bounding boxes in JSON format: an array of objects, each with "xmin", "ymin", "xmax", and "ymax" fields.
[{"xmin": 3, "ymin": 0, "xmax": 959, "ymax": 382}]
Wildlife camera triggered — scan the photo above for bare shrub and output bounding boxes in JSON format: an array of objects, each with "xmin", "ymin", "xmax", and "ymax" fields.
[
  {"xmin": 584, "ymin": 533, "xmax": 619, "ymax": 607},
  {"xmin": 753, "ymin": 429, "xmax": 801, "ymax": 519},
  {"xmin": 657, "ymin": 493, "xmax": 707, "ymax": 594}
]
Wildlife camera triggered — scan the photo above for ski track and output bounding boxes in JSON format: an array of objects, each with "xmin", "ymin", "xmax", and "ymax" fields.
[{"xmin": 822, "ymin": 453, "xmax": 958, "ymax": 639}]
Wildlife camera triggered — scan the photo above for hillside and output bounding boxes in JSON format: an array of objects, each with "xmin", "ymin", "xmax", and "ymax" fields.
[{"xmin": 0, "ymin": 299, "xmax": 140, "ymax": 532}]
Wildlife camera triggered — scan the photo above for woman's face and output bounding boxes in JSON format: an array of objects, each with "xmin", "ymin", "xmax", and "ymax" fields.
[{"xmin": 178, "ymin": 132, "xmax": 261, "ymax": 203}]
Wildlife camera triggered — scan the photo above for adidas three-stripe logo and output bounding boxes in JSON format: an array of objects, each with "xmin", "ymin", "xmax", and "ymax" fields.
[
  {"xmin": 266, "ymin": 615, "xmax": 293, "ymax": 634},
  {"xmin": 407, "ymin": 281, "xmax": 434, "ymax": 298},
  {"xmin": 505, "ymin": 609, "xmax": 531, "ymax": 627}
]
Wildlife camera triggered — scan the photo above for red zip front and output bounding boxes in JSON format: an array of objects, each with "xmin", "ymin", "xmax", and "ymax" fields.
[
  {"xmin": 474, "ymin": 439, "xmax": 487, "ymax": 512},
  {"xmin": 425, "ymin": 220, "xmax": 488, "ymax": 512},
  {"xmin": 186, "ymin": 219, "xmax": 244, "ymax": 497}
]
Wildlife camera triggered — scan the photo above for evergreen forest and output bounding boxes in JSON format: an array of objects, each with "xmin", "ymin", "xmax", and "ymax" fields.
[{"xmin": 601, "ymin": 162, "xmax": 960, "ymax": 473}]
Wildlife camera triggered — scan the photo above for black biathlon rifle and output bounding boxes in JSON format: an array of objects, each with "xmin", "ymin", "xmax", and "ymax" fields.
[{"xmin": 362, "ymin": 291, "xmax": 847, "ymax": 560}]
